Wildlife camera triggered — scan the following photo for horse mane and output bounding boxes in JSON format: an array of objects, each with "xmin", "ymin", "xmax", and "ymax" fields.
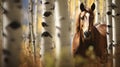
[{"xmin": 75, "ymin": 12, "xmax": 81, "ymax": 33}]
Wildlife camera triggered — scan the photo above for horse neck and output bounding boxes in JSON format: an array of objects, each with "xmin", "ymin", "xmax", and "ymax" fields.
[{"xmin": 90, "ymin": 25, "xmax": 99, "ymax": 45}]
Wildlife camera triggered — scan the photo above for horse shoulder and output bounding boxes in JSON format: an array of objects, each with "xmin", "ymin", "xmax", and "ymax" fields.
[{"xmin": 95, "ymin": 24, "xmax": 107, "ymax": 37}]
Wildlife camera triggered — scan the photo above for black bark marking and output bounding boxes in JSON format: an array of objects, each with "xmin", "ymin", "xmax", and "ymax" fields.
[
  {"xmin": 42, "ymin": 22, "xmax": 48, "ymax": 27},
  {"xmin": 44, "ymin": 2, "xmax": 50, "ymax": 4},
  {"xmin": 112, "ymin": 40, "xmax": 114, "ymax": 43},
  {"xmin": 3, "ymin": 9, "xmax": 8, "ymax": 14},
  {"xmin": 56, "ymin": 26, "xmax": 61, "ymax": 30},
  {"xmin": 60, "ymin": 17, "xmax": 65, "ymax": 20},
  {"xmin": 41, "ymin": 31, "xmax": 52, "ymax": 38},
  {"xmin": 112, "ymin": 15, "xmax": 115, "ymax": 17},
  {"xmin": 17, "ymin": 5, "xmax": 22, "ymax": 9},
  {"xmin": 109, "ymin": 3, "xmax": 117, "ymax": 9},
  {"xmin": 2, "ymin": 0, "xmax": 6, "ymax": 2},
  {"xmin": 106, "ymin": 32, "xmax": 110, "ymax": 35},
  {"xmin": 98, "ymin": 12, "xmax": 100, "ymax": 15},
  {"xmin": 109, "ymin": 43, "xmax": 113, "ymax": 50},
  {"xmin": 30, "ymin": 8, "xmax": 33, "ymax": 12},
  {"xmin": 40, "ymin": 54, "xmax": 42, "ymax": 58},
  {"xmin": 33, "ymin": 40, "xmax": 35, "ymax": 44},
  {"xmin": 13, "ymin": 0, "xmax": 21, "ymax": 3},
  {"xmin": 51, "ymin": 47, "xmax": 54, "ymax": 49},
  {"xmin": 51, "ymin": 44, "xmax": 56, "ymax": 49},
  {"xmin": 69, "ymin": 27, "xmax": 71, "ymax": 31},
  {"xmin": 107, "ymin": 11, "xmax": 112, "ymax": 15},
  {"xmin": 2, "ymin": 32, "xmax": 7, "ymax": 37},
  {"xmin": 50, "ymin": 5, "xmax": 55, "ymax": 10},
  {"xmin": 0, "ymin": 4, "xmax": 8, "ymax": 14},
  {"xmin": 116, "ymin": 13, "xmax": 120, "ymax": 16},
  {"xmin": 2, "ymin": 33, "xmax": 15, "ymax": 42},
  {"xmin": 107, "ymin": 25, "xmax": 112, "ymax": 28},
  {"xmin": 29, "ymin": 51, "xmax": 31, "ymax": 54},
  {"xmin": 10, "ymin": 38, "xmax": 15, "ymax": 42},
  {"xmin": 8, "ymin": 21, "xmax": 21, "ymax": 30},
  {"xmin": 2, "ymin": 49, "xmax": 11, "ymax": 55},
  {"xmin": 40, "ymin": 1, "xmax": 42, "ymax": 4},
  {"xmin": 57, "ymin": 33, "xmax": 60, "ymax": 37},
  {"xmin": 43, "ymin": 11, "xmax": 52, "ymax": 17},
  {"xmin": 4, "ymin": 57, "xmax": 9, "ymax": 63}
]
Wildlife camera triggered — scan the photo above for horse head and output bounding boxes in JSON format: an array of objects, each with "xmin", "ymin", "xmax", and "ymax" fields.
[{"xmin": 79, "ymin": 3, "xmax": 95, "ymax": 38}]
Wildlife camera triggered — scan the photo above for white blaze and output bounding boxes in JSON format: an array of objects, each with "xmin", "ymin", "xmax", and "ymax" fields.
[{"xmin": 83, "ymin": 13, "xmax": 90, "ymax": 33}]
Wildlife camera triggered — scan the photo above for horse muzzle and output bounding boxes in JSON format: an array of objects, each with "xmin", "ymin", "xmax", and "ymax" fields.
[{"xmin": 84, "ymin": 31, "xmax": 91, "ymax": 38}]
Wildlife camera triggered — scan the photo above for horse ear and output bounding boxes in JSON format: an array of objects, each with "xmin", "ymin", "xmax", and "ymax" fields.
[
  {"xmin": 91, "ymin": 3, "xmax": 95, "ymax": 11},
  {"xmin": 80, "ymin": 3, "xmax": 85, "ymax": 11}
]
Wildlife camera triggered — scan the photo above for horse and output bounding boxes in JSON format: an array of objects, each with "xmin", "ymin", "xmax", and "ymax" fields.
[{"xmin": 72, "ymin": 3, "xmax": 108, "ymax": 63}]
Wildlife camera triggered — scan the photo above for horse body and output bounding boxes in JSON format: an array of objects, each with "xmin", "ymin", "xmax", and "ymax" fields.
[
  {"xmin": 72, "ymin": 3, "xmax": 108, "ymax": 63},
  {"xmin": 72, "ymin": 24, "xmax": 107, "ymax": 58}
]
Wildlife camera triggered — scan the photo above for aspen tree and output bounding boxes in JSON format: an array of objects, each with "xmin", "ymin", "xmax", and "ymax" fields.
[
  {"xmin": 41, "ymin": 0, "xmax": 56, "ymax": 67},
  {"xmin": 112, "ymin": 0, "xmax": 120, "ymax": 67},
  {"xmin": 106, "ymin": 0, "xmax": 113, "ymax": 67},
  {"xmin": 55, "ymin": 0, "xmax": 73, "ymax": 67},
  {"xmin": 2, "ymin": 0, "xmax": 23, "ymax": 67},
  {"xmin": 95, "ymin": 0, "xmax": 100, "ymax": 24}
]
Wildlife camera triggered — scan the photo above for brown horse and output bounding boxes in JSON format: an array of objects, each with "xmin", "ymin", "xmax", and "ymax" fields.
[{"xmin": 72, "ymin": 3, "xmax": 108, "ymax": 63}]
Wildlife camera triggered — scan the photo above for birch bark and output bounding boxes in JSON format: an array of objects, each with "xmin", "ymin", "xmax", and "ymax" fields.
[
  {"xmin": 55, "ymin": 0, "xmax": 73, "ymax": 67},
  {"xmin": 41, "ymin": 0, "xmax": 56, "ymax": 67},
  {"xmin": 2, "ymin": 0, "xmax": 23, "ymax": 67},
  {"xmin": 112, "ymin": 0, "xmax": 120, "ymax": 67}
]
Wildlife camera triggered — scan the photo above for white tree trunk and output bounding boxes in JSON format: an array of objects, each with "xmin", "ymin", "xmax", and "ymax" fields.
[
  {"xmin": 55, "ymin": 0, "xmax": 73, "ymax": 67},
  {"xmin": 106, "ymin": 0, "xmax": 113, "ymax": 56},
  {"xmin": 34, "ymin": 0, "xmax": 38, "ymax": 36},
  {"xmin": 102, "ymin": 0, "xmax": 106, "ymax": 23},
  {"xmin": 34, "ymin": 0, "xmax": 38, "ymax": 59},
  {"xmin": 28, "ymin": 0, "xmax": 37, "ymax": 64},
  {"xmin": 71, "ymin": 0, "xmax": 75, "ymax": 36},
  {"xmin": 112, "ymin": 0, "xmax": 120, "ymax": 67},
  {"xmin": 41, "ymin": 0, "xmax": 56, "ymax": 67},
  {"xmin": 95, "ymin": 0, "xmax": 100, "ymax": 24},
  {"xmin": 55, "ymin": 1, "xmax": 60, "ymax": 67},
  {"xmin": 106, "ymin": 0, "xmax": 113, "ymax": 67},
  {"xmin": 0, "ymin": 0, "xmax": 2, "ymax": 66},
  {"xmin": 84, "ymin": 0, "xmax": 87, "ymax": 6},
  {"xmin": 69, "ymin": 0, "xmax": 77, "ymax": 49},
  {"xmin": 2, "ymin": 0, "xmax": 22, "ymax": 67},
  {"xmin": 33, "ymin": 0, "xmax": 38, "ymax": 63}
]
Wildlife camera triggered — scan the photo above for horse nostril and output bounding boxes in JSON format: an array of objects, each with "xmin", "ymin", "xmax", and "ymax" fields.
[
  {"xmin": 84, "ymin": 32, "xmax": 89, "ymax": 37},
  {"xmin": 84, "ymin": 31, "xmax": 91, "ymax": 38}
]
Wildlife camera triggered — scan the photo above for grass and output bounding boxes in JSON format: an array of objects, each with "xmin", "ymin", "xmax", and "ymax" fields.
[
  {"xmin": 19, "ymin": 40, "xmax": 42, "ymax": 67},
  {"xmin": 0, "ymin": 38, "xmax": 112, "ymax": 67}
]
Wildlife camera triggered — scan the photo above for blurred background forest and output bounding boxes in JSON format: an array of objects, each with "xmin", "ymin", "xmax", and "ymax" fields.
[{"xmin": 0, "ymin": 0, "xmax": 120, "ymax": 67}]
